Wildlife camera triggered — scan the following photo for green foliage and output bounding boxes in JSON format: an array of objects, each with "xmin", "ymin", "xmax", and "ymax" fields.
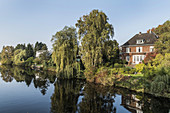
[
  {"xmin": 129, "ymin": 68, "xmax": 136, "ymax": 74},
  {"xmin": 150, "ymin": 67, "xmax": 170, "ymax": 95},
  {"xmin": 15, "ymin": 44, "xmax": 26, "ymax": 50},
  {"xmin": 152, "ymin": 53, "xmax": 170, "ymax": 69},
  {"xmin": 84, "ymin": 66, "xmax": 97, "ymax": 82},
  {"xmin": 13, "ymin": 49, "xmax": 26, "ymax": 65},
  {"xmin": 0, "ymin": 46, "xmax": 14, "ymax": 65},
  {"xmin": 34, "ymin": 42, "xmax": 48, "ymax": 54},
  {"xmin": 114, "ymin": 63, "xmax": 123, "ymax": 68},
  {"xmin": 153, "ymin": 20, "xmax": 170, "ymax": 54},
  {"xmin": 39, "ymin": 51, "xmax": 50, "ymax": 62},
  {"xmin": 33, "ymin": 57, "xmax": 41, "ymax": 65},
  {"xmin": 135, "ymin": 63, "xmax": 145, "ymax": 72},
  {"xmin": 143, "ymin": 66, "xmax": 156, "ymax": 79},
  {"xmin": 25, "ymin": 57, "xmax": 34, "ymax": 67},
  {"xmin": 118, "ymin": 68, "xmax": 125, "ymax": 74},
  {"xmin": 51, "ymin": 26, "xmax": 78, "ymax": 78},
  {"xmin": 26, "ymin": 43, "xmax": 34, "ymax": 59},
  {"xmin": 76, "ymin": 9, "xmax": 119, "ymax": 68}
]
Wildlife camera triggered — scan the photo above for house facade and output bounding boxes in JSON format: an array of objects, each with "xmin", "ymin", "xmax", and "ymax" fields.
[{"xmin": 120, "ymin": 32, "xmax": 158, "ymax": 64}]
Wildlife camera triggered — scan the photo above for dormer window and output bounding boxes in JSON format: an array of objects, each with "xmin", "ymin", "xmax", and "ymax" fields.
[{"xmin": 136, "ymin": 39, "xmax": 144, "ymax": 44}]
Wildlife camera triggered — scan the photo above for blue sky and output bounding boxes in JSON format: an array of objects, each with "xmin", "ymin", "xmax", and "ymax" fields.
[{"xmin": 0, "ymin": 0, "xmax": 170, "ymax": 50}]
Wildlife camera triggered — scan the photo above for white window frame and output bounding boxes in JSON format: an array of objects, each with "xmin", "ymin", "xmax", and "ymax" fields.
[
  {"xmin": 136, "ymin": 47, "xmax": 142, "ymax": 53},
  {"xmin": 133, "ymin": 55, "xmax": 145, "ymax": 64},
  {"xmin": 126, "ymin": 48, "xmax": 130, "ymax": 53},
  {"xmin": 150, "ymin": 46, "xmax": 154, "ymax": 52},
  {"xmin": 137, "ymin": 39, "xmax": 144, "ymax": 44}
]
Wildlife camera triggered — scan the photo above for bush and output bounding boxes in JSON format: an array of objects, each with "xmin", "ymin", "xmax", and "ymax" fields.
[
  {"xmin": 118, "ymin": 68, "xmax": 125, "ymax": 74},
  {"xmin": 110, "ymin": 68, "xmax": 118, "ymax": 74},
  {"xmin": 135, "ymin": 63, "xmax": 145, "ymax": 72},
  {"xmin": 129, "ymin": 68, "xmax": 136, "ymax": 74},
  {"xmin": 124, "ymin": 67, "xmax": 131, "ymax": 74},
  {"xmin": 114, "ymin": 63, "xmax": 123, "ymax": 68},
  {"xmin": 122, "ymin": 59, "xmax": 128, "ymax": 64}
]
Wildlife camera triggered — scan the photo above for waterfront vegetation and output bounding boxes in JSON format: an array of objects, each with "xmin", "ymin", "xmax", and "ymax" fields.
[
  {"xmin": 0, "ymin": 66, "xmax": 169, "ymax": 113},
  {"xmin": 0, "ymin": 10, "xmax": 169, "ymax": 98}
]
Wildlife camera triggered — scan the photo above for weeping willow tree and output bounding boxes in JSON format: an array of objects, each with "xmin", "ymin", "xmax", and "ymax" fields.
[
  {"xmin": 51, "ymin": 26, "xmax": 80, "ymax": 78},
  {"xmin": 76, "ymin": 9, "xmax": 118, "ymax": 68}
]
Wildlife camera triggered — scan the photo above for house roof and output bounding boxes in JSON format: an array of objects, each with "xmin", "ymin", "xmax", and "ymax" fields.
[{"xmin": 122, "ymin": 32, "xmax": 158, "ymax": 46}]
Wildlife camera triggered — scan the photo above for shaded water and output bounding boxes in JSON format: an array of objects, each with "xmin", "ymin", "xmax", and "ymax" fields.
[{"xmin": 0, "ymin": 66, "xmax": 169, "ymax": 113}]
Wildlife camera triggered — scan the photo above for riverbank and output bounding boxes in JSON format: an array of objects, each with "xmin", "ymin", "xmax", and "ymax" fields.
[
  {"xmin": 86, "ymin": 72, "xmax": 170, "ymax": 99},
  {"xmin": 0, "ymin": 64, "xmax": 169, "ymax": 98}
]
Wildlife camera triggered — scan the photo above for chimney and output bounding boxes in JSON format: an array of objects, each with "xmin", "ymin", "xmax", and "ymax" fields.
[{"xmin": 139, "ymin": 32, "xmax": 142, "ymax": 35}]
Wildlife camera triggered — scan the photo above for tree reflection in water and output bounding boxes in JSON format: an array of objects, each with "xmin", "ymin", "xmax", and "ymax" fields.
[
  {"xmin": 0, "ymin": 65, "xmax": 56, "ymax": 95},
  {"xmin": 50, "ymin": 79, "xmax": 85, "ymax": 113},
  {"xmin": 0, "ymin": 66, "xmax": 169, "ymax": 113}
]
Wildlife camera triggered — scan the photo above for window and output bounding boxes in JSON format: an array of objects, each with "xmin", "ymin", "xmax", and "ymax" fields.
[
  {"xmin": 150, "ymin": 46, "xmax": 154, "ymax": 52},
  {"xmin": 136, "ymin": 47, "xmax": 142, "ymax": 52},
  {"xmin": 137, "ymin": 39, "xmax": 144, "ymax": 44},
  {"xmin": 126, "ymin": 56, "xmax": 130, "ymax": 62},
  {"xmin": 126, "ymin": 48, "xmax": 130, "ymax": 53},
  {"xmin": 134, "ymin": 56, "xmax": 136, "ymax": 62},
  {"xmin": 133, "ymin": 55, "xmax": 146, "ymax": 64}
]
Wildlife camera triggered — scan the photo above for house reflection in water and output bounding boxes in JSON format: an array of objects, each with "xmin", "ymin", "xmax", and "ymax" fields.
[{"xmin": 121, "ymin": 94, "xmax": 143, "ymax": 113}]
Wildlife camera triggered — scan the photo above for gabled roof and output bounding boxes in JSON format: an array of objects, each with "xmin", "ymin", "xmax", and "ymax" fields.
[{"xmin": 122, "ymin": 33, "xmax": 158, "ymax": 46}]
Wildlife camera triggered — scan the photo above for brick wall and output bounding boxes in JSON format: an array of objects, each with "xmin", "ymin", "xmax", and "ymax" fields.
[{"xmin": 121, "ymin": 45, "xmax": 154, "ymax": 64}]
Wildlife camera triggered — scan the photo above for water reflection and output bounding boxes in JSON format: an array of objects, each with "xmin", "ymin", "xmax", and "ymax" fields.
[
  {"xmin": 0, "ymin": 65, "xmax": 56, "ymax": 95},
  {"xmin": 0, "ymin": 66, "xmax": 169, "ymax": 113}
]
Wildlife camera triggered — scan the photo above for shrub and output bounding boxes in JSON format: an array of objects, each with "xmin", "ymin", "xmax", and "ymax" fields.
[
  {"xmin": 110, "ymin": 68, "xmax": 118, "ymax": 75},
  {"xmin": 118, "ymin": 68, "xmax": 125, "ymax": 74},
  {"xmin": 129, "ymin": 68, "xmax": 136, "ymax": 74},
  {"xmin": 135, "ymin": 63, "xmax": 145, "ymax": 72},
  {"xmin": 114, "ymin": 63, "xmax": 123, "ymax": 68}
]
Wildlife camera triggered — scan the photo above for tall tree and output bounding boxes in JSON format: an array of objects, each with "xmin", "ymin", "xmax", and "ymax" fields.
[
  {"xmin": 15, "ymin": 44, "xmax": 26, "ymax": 51},
  {"xmin": 75, "ymin": 9, "xmax": 116, "ymax": 68},
  {"xmin": 153, "ymin": 20, "xmax": 170, "ymax": 54},
  {"xmin": 26, "ymin": 43, "xmax": 34, "ymax": 59},
  {"xmin": 34, "ymin": 41, "xmax": 48, "ymax": 52},
  {"xmin": 51, "ymin": 26, "xmax": 78, "ymax": 78}
]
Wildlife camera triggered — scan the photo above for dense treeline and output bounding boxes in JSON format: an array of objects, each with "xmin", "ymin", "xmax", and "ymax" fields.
[{"xmin": 0, "ymin": 41, "xmax": 50, "ymax": 67}]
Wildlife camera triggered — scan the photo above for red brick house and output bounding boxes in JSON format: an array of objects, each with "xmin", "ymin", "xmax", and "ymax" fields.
[{"xmin": 120, "ymin": 32, "xmax": 158, "ymax": 64}]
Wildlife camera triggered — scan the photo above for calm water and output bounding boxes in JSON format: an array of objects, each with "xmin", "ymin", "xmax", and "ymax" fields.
[{"xmin": 0, "ymin": 66, "xmax": 169, "ymax": 113}]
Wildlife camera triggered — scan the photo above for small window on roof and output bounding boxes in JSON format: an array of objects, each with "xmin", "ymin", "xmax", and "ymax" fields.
[
  {"xmin": 146, "ymin": 39, "xmax": 150, "ymax": 42},
  {"xmin": 137, "ymin": 39, "xmax": 144, "ymax": 44}
]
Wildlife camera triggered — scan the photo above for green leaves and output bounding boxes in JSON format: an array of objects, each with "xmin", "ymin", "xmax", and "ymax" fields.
[
  {"xmin": 51, "ymin": 26, "xmax": 78, "ymax": 78},
  {"xmin": 154, "ymin": 20, "xmax": 170, "ymax": 54},
  {"xmin": 13, "ymin": 49, "xmax": 26, "ymax": 65},
  {"xmin": 0, "ymin": 46, "xmax": 14, "ymax": 65},
  {"xmin": 76, "ymin": 9, "xmax": 117, "ymax": 68}
]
